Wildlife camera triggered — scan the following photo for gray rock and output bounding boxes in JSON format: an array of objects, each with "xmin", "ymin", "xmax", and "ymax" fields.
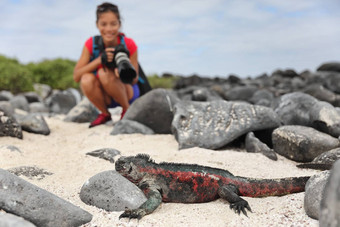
[
  {"xmin": 297, "ymin": 147, "xmax": 340, "ymax": 170},
  {"xmin": 317, "ymin": 62, "xmax": 340, "ymax": 73},
  {"xmin": 7, "ymin": 166, "xmax": 53, "ymax": 180},
  {"xmin": 272, "ymin": 68, "xmax": 299, "ymax": 78},
  {"xmin": 174, "ymin": 74, "xmax": 222, "ymax": 89},
  {"xmin": 0, "ymin": 111, "xmax": 22, "ymax": 139},
  {"xmin": 304, "ymin": 171, "xmax": 330, "ymax": 220},
  {"xmin": 29, "ymin": 102, "xmax": 49, "ymax": 113},
  {"xmin": 86, "ymin": 148, "xmax": 121, "ymax": 163},
  {"xmin": 223, "ymin": 85, "xmax": 258, "ymax": 102},
  {"xmin": 15, "ymin": 113, "xmax": 50, "ymax": 135},
  {"xmin": 0, "ymin": 212, "xmax": 36, "ymax": 227},
  {"xmin": 245, "ymin": 132, "xmax": 277, "ymax": 160},
  {"xmin": 303, "ymin": 84, "xmax": 337, "ymax": 105},
  {"xmin": 175, "ymin": 86, "xmax": 222, "ymax": 102},
  {"xmin": 9, "ymin": 95, "xmax": 30, "ymax": 112},
  {"xmin": 0, "ymin": 169, "xmax": 92, "ymax": 227},
  {"xmin": 0, "ymin": 101, "xmax": 14, "ymax": 116},
  {"xmin": 0, "ymin": 91, "xmax": 14, "ymax": 101},
  {"xmin": 79, "ymin": 170, "xmax": 147, "ymax": 211},
  {"xmin": 192, "ymin": 88, "xmax": 209, "ymax": 101},
  {"xmin": 172, "ymin": 100, "xmax": 281, "ymax": 149},
  {"xmin": 33, "ymin": 83, "xmax": 52, "ymax": 100},
  {"xmin": 111, "ymin": 119, "xmax": 155, "ymax": 135},
  {"xmin": 273, "ymin": 92, "xmax": 318, "ymax": 126},
  {"xmin": 309, "ymin": 101, "xmax": 340, "ymax": 137},
  {"xmin": 124, "ymin": 88, "xmax": 180, "ymax": 134},
  {"xmin": 64, "ymin": 98, "xmax": 98, "ymax": 123},
  {"xmin": 272, "ymin": 126, "xmax": 340, "ymax": 162},
  {"xmin": 273, "ymin": 92, "xmax": 340, "ymax": 137},
  {"xmin": 22, "ymin": 92, "xmax": 41, "ymax": 103},
  {"xmin": 323, "ymin": 72, "xmax": 340, "ymax": 94},
  {"xmin": 66, "ymin": 88, "xmax": 82, "ymax": 104},
  {"xmin": 46, "ymin": 89, "xmax": 78, "ymax": 114},
  {"xmin": 320, "ymin": 160, "xmax": 340, "ymax": 226},
  {"xmin": 249, "ymin": 89, "xmax": 274, "ymax": 107},
  {"xmin": 291, "ymin": 76, "xmax": 306, "ymax": 90}
]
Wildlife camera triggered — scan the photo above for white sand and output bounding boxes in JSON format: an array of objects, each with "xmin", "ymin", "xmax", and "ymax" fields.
[{"xmin": 0, "ymin": 114, "xmax": 320, "ymax": 227}]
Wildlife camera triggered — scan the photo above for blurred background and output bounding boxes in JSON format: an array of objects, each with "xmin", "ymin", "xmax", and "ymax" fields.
[{"xmin": 0, "ymin": 0, "xmax": 339, "ymax": 92}]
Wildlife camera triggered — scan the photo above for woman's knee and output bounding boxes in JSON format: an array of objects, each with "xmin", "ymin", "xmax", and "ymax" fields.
[
  {"xmin": 98, "ymin": 68, "xmax": 120, "ymax": 85},
  {"xmin": 80, "ymin": 73, "xmax": 98, "ymax": 90}
]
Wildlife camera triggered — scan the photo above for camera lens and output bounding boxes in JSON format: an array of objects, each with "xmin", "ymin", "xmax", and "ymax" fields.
[{"xmin": 114, "ymin": 46, "xmax": 136, "ymax": 84}]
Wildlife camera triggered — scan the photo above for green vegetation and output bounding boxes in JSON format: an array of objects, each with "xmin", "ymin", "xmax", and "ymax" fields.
[
  {"xmin": 26, "ymin": 58, "xmax": 78, "ymax": 90},
  {"xmin": 0, "ymin": 54, "xmax": 179, "ymax": 94},
  {"xmin": 0, "ymin": 55, "xmax": 78, "ymax": 94},
  {"xmin": 147, "ymin": 74, "xmax": 179, "ymax": 89},
  {"xmin": 0, "ymin": 55, "xmax": 34, "ymax": 93}
]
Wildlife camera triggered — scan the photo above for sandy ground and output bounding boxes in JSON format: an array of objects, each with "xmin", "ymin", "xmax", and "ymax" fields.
[{"xmin": 0, "ymin": 113, "xmax": 320, "ymax": 227}]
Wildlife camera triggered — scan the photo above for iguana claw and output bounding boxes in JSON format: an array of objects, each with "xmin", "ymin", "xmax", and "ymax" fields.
[
  {"xmin": 230, "ymin": 201, "xmax": 252, "ymax": 217},
  {"xmin": 119, "ymin": 208, "xmax": 146, "ymax": 220}
]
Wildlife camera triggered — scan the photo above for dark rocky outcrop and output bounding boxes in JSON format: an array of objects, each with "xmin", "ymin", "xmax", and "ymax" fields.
[{"xmin": 0, "ymin": 110, "xmax": 23, "ymax": 139}]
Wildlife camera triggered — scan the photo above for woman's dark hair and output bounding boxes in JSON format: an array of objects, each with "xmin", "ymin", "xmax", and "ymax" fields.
[{"xmin": 96, "ymin": 2, "xmax": 121, "ymax": 23}]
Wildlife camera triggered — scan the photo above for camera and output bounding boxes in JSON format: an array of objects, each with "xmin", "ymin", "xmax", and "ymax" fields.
[{"xmin": 102, "ymin": 44, "xmax": 137, "ymax": 84}]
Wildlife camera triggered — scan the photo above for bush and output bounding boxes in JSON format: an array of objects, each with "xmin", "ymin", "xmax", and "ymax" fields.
[
  {"xmin": 0, "ymin": 55, "xmax": 33, "ymax": 93},
  {"xmin": 147, "ymin": 74, "xmax": 179, "ymax": 89},
  {"xmin": 0, "ymin": 54, "xmax": 180, "ymax": 93},
  {"xmin": 27, "ymin": 58, "xmax": 78, "ymax": 90}
]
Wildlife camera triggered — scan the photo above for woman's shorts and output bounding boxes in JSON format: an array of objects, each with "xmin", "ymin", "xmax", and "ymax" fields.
[{"xmin": 107, "ymin": 83, "xmax": 140, "ymax": 108}]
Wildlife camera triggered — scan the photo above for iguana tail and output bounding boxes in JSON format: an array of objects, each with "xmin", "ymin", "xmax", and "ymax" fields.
[
  {"xmin": 297, "ymin": 163, "xmax": 332, "ymax": 170},
  {"xmin": 234, "ymin": 176, "xmax": 310, "ymax": 197}
]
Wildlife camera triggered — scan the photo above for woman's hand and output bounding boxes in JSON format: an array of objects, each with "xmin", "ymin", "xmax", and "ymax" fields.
[{"xmin": 103, "ymin": 47, "xmax": 115, "ymax": 63}]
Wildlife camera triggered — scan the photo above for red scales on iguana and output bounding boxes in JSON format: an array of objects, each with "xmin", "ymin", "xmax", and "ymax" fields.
[{"xmin": 115, "ymin": 154, "xmax": 309, "ymax": 219}]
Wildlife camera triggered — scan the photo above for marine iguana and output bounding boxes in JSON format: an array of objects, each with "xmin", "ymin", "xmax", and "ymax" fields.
[{"xmin": 115, "ymin": 154, "xmax": 309, "ymax": 220}]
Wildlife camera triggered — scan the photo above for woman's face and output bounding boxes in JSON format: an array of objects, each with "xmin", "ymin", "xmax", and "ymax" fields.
[{"xmin": 96, "ymin": 11, "xmax": 120, "ymax": 44}]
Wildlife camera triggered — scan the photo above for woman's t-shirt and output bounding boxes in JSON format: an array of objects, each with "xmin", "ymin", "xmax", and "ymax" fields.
[{"xmin": 84, "ymin": 33, "xmax": 137, "ymax": 72}]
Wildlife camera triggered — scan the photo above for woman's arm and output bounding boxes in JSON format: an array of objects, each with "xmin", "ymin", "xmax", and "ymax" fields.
[{"xmin": 73, "ymin": 46, "xmax": 101, "ymax": 82}]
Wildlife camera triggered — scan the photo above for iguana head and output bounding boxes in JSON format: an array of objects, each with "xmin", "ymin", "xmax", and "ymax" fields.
[{"xmin": 115, "ymin": 154, "xmax": 152, "ymax": 183}]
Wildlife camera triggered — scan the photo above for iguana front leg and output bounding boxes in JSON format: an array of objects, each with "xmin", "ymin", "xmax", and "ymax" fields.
[
  {"xmin": 218, "ymin": 184, "xmax": 252, "ymax": 216},
  {"xmin": 119, "ymin": 184, "xmax": 162, "ymax": 220}
]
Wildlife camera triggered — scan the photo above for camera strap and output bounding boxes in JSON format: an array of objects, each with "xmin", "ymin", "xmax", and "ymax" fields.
[
  {"xmin": 92, "ymin": 34, "xmax": 126, "ymax": 60},
  {"xmin": 91, "ymin": 35, "xmax": 104, "ymax": 61}
]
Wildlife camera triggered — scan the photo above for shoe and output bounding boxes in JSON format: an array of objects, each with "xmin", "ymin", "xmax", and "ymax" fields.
[{"xmin": 89, "ymin": 113, "xmax": 111, "ymax": 128}]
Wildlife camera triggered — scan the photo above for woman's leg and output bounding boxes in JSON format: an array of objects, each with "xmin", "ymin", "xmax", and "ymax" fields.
[
  {"xmin": 80, "ymin": 73, "xmax": 110, "ymax": 115},
  {"xmin": 97, "ymin": 68, "xmax": 133, "ymax": 112}
]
